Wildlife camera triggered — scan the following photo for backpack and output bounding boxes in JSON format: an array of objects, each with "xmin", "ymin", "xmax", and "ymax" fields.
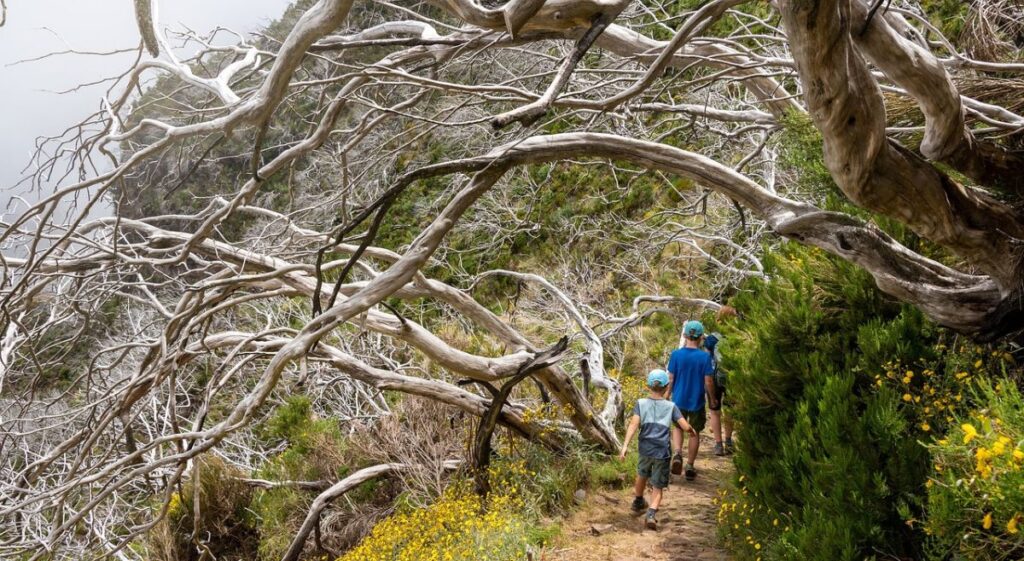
[{"xmin": 704, "ymin": 332, "xmax": 726, "ymax": 388}]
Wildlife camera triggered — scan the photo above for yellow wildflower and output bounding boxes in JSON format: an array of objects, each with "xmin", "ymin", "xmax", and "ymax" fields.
[
  {"xmin": 993, "ymin": 436, "xmax": 1011, "ymax": 455},
  {"xmin": 962, "ymin": 423, "xmax": 978, "ymax": 444},
  {"xmin": 983, "ymin": 512, "xmax": 993, "ymax": 530},
  {"xmin": 1009, "ymin": 515, "xmax": 1020, "ymax": 535}
]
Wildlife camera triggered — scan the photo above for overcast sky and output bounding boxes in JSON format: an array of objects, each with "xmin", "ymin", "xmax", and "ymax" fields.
[{"xmin": 0, "ymin": 0, "xmax": 293, "ymax": 210}]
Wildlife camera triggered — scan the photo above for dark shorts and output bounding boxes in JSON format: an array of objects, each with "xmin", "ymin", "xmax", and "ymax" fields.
[
  {"xmin": 680, "ymin": 407, "xmax": 707, "ymax": 433},
  {"xmin": 707, "ymin": 385, "xmax": 727, "ymax": 411},
  {"xmin": 638, "ymin": 455, "xmax": 671, "ymax": 489}
]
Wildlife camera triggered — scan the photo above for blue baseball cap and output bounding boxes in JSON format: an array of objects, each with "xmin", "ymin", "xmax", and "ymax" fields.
[
  {"xmin": 647, "ymin": 369, "xmax": 669, "ymax": 388},
  {"xmin": 683, "ymin": 320, "xmax": 705, "ymax": 339}
]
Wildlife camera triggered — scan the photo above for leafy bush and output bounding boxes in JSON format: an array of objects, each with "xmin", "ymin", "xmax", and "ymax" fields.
[
  {"xmin": 252, "ymin": 395, "xmax": 352, "ymax": 560},
  {"xmin": 717, "ymin": 240, "xmax": 1021, "ymax": 560},
  {"xmin": 925, "ymin": 378, "xmax": 1024, "ymax": 559},
  {"xmin": 719, "ymin": 243, "xmax": 942, "ymax": 560}
]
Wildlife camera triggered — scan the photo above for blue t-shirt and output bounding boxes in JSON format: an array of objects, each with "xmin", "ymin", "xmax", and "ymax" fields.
[
  {"xmin": 632, "ymin": 398, "xmax": 682, "ymax": 459},
  {"xmin": 667, "ymin": 347, "xmax": 714, "ymax": 411}
]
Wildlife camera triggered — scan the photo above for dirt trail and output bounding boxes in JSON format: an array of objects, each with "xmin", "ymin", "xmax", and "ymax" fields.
[{"xmin": 551, "ymin": 434, "xmax": 732, "ymax": 561}]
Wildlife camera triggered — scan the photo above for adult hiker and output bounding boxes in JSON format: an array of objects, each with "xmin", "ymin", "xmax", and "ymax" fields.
[
  {"xmin": 706, "ymin": 305, "xmax": 738, "ymax": 455},
  {"xmin": 704, "ymin": 330, "xmax": 733, "ymax": 455},
  {"xmin": 667, "ymin": 319, "xmax": 715, "ymax": 481}
]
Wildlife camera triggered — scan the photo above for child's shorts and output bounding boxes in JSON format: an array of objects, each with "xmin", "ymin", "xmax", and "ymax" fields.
[{"xmin": 637, "ymin": 455, "xmax": 671, "ymax": 489}]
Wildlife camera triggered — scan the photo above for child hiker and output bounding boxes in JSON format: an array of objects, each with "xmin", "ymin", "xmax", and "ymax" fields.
[{"xmin": 618, "ymin": 368, "xmax": 697, "ymax": 530}]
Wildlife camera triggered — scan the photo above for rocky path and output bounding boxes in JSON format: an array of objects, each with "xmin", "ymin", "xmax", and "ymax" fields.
[{"xmin": 551, "ymin": 435, "xmax": 732, "ymax": 561}]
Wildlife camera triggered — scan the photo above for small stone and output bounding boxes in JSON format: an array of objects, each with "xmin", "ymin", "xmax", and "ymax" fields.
[
  {"xmin": 574, "ymin": 488, "xmax": 586, "ymax": 503},
  {"xmin": 590, "ymin": 523, "xmax": 615, "ymax": 536}
]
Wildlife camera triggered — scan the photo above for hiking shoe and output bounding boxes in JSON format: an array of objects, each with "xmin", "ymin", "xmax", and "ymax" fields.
[
  {"xmin": 684, "ymin": 464, "xmax": 697, "ymax": 481},
  {"xmin": 631, "ymin": 496, "xmax": 648, "ymax": 513},
  {"xmin": 670, "ymin": 453, "xmax": 684, "ymax": 476},
  {"xmin": 724, "ymin": 438, "xmax": 735, "ymax": 454},
  {"xmin": 713, "ymin": 442, "xmax": 726, "ymax": 456},
  {"xmin": 645, "ymin": 511, "xmax": 658, "ymax": 530}
]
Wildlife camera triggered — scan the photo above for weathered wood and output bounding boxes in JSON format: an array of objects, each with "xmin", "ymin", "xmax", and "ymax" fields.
[
  {"xmin": 133, "ymin": 0, "xmax": 160, "ymax": 57},
  {"xmin": 503, "ymin": 0, "xmax": 547, "ymax": 37},
  {"xmin": 469, "ymin": 337, "xmax": 568, "ymax": 497}
]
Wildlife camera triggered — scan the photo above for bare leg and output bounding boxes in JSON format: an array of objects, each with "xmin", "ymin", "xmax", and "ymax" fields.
[
  {"xmin": 634, "ymin": 476, "xmax": 648, "ymax": 498},
  {"xmin": 671, "ymin": 426, "xmax": 682, "ymax": 456},
  {"xmin": 650, "ymin": 486, "xmax": 664, "ymax": 509},
  {"xmin": 710, "ymin": 409, "xmax": 723, "ymax": 443},
  {"xmin": 687, "ymin": 430, "xmax": 700, "ymax": 465},
  {"xmin": 724, "ymin": 412, "xmax": 734, "ymax": 441}
]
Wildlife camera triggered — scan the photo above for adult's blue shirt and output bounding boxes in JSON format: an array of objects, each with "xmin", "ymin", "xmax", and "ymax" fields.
[{"xmin": 667, "ymin": 347, "xmax": 714, "ymax": 411}]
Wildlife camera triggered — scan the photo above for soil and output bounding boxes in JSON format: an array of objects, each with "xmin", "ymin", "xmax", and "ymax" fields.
[{"xmin": 550, "ymin": 434, "xmax": 733, "ymax": 561}]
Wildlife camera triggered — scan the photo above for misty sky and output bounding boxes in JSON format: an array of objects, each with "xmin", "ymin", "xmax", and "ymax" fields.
[{"xmin": 0, "ymin": 0, "xmax": 293, "ymax": 207}]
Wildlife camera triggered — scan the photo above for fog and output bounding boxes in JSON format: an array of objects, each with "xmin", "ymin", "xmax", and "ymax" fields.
[{"xmin": 0, "ymin": 0, "xmax": 293, "ymax": 223}]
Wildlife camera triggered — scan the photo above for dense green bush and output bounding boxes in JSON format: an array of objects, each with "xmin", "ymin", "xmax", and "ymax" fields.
[
  {"xmin": 251, "ymin": 395, "xmax": 354, "ymax": 560},
  {"xmin": 716, "ymin": 240, "xmax": 1022, "ymax": 560},
  {"xmin": 718, "ymin": 243, "xmax": 937, "ymax": 560}
]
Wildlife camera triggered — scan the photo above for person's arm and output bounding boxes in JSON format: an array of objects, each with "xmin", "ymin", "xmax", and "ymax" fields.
[
  {"xmin": 619, "ymin": 414, "xmax": 641, "ymax": 460},
  {"xmin": 677, "ymin": 416, "xmax": 697, "ymax": 437},
  {"xmin": 672, "ymin": 406, "xmax": 696, "ymax": 437},
  {"xmin": 665, "ymin": 355, "xmax": 674, "ymax": 396}
]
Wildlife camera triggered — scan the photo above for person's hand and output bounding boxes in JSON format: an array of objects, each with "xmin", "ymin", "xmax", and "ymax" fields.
[
  {"xmin": 686, "ymin": 424, "xmax": 697, "ymax": 437},
  {"xmin": 618, "ymin": 449, "xmax": 627, "ymax": 461}
]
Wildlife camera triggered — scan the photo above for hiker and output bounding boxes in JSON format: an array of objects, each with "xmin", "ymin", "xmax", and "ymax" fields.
[
  {"xmin": 704, "ymin": 330, "xmax": 734, "ymax": 455},
  {"xmin": 708, "ymin": 305, "xmax": 739, "ymax": 454},
  {"xmin": 618, "ymin": 368, "xmax": 697, "ymax": 530},
  {"xmin": 667, "ymin": 320, "xmax": 715, "ymax": 481}
]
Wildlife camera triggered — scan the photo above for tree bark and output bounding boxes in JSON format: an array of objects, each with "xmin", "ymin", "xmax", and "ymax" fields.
[{"xmin": 777, "ymin": 0, "xmax": 1024, "ymax": 294}]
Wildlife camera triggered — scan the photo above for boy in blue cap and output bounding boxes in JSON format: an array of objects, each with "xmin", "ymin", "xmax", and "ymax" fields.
[
  {"xmin": 667, "ymin": 320, "xmax": 716, "ymax": 481},
  {"xmin": 619, "ymin": 368, "xmax": 697, "ymax": 530}
]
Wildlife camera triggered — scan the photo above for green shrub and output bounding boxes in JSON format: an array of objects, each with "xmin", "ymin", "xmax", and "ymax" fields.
[
  {"xmin": 719, "ymin": 243, "xmax": 939, "ymax": 560},
  {"xmin": 251, "ymin": 395, "xmax": 350, "ymax": 560},
  {"xmin": 588, "ymin": 449, "xmax": 638, "ymax": 489},
  {"xmin": 717, "ymin": 240, "xmax": 1021, "ymax": 560}
]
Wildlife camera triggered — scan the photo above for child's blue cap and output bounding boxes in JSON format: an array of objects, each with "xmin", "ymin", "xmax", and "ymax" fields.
[
  {"xmin": 647, "ymin": 369, "xmax": 669, "ymax": 388},
  {"xmin": 683, "ymin": 320, "xmax": 705, "ymax": 339}
]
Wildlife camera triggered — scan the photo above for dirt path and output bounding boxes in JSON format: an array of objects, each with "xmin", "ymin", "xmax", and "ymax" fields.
[{"xmin": 551, "ymin": 434, "xmax": 732, "ymax": 561}]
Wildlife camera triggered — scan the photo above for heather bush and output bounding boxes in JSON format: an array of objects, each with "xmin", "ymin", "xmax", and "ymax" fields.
[{"xmin": 716, "ymin": 242, "xmax": 1020, "ymax": 560}]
